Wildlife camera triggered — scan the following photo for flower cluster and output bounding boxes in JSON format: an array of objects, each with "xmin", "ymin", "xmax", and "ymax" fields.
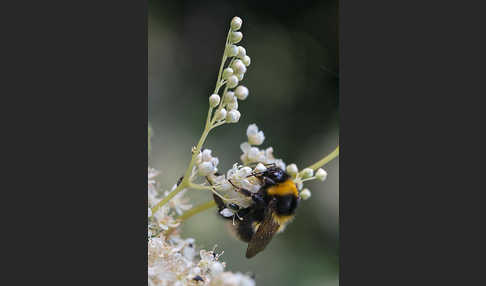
[
  {"xmin": 148, "ymin": 168, "xmax": 255, "ymax": 286},
  {"xmin": 209, "ymin": 17, "xmax": 251, "ymax": 126}
]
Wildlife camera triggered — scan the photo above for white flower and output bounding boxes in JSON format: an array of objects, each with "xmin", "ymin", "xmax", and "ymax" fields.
[
  {"xmin": 315, "ymin": 168, "xmax": 328, "ymax": 181},
  {"xmin": 301, "ymin": 168, "xmax": 314, "ymax": 179},
  {"xmin": 235, "ymin": 86, "xmax": 249, "ymax": 101},
  {"xmin": 226, "ymin": 110, "xmax": 241, "ymax": 123},
  {"xmin": 254, "ymin": 163, "xmax": 267, "ymax": 173},
  {"xmin": 300, "ymin": 188, "xmax": 311, "ymax": 200},
  {"xmin": 230, "ymin": 16, "xmax": 243, "ymax": 31},
  {"xmin": 209, "ymin": 94, "xmax": 221, "ymax": 107},
  {"xmin": 237, "ymin": 46, "xmax": 246, "ymax": 58},
  {"xmin": 230, "ymin": 31, "xmax": 243, "ymax": 44},
  {"xmin": 223, "ymin": 91, "xmax": 235, "ymax": 103},
  {"xmin": 227, "ymin": 75, "xmax": 239, "ymax": 88},
  {"xmin": 242, "ymin": 55, "xmax": 251, "ymax": 67},
  {"xmin": 246, "ymin": 124, "xmax": 264, "ymax": 145},
  {"xmin": 236, "ymin": 73, "xmax": 244, "ymax": 81},
  {"xmin": 286, "ymin": 163, "xmax": 299, "ymax": 176},
  {"xmin": 227, "ymin": 96, "xmax": 238, "ymax": 111},
  {"xmin": 215, "ymin": 108, "xmax": 227, "ymax": 121},
  {"xmin": 227, "ymin": 45, "xmax": 238, "ymax": 57},
  {"xmin": 202, "ymin": 149, "xmax": 213, "ymax": 162},
  {"xmin": 232, "ymin": 60, "xmax": 247, "ymax": 75},
  {"xmin": 222, "ymin": 67, "xmax": 233, "ymax": 79},
  {"xmin": 198, "ymin": 161, "xmax": 216, "ymax": 176}
]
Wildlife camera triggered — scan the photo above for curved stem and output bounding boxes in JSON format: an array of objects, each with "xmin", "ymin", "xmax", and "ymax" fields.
[
  {"xmin": 304, "ymin": 146, "xmax": 339, "ymax": 171},
  {"xmin": 178, "ymin": 200, "xmax": 216, "ymax": 222}
]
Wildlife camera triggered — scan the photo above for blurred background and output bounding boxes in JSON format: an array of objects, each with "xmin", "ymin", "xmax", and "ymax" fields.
[{"xmin": 148, "ymin": 0, "xmax": 338, "ymax": 285}]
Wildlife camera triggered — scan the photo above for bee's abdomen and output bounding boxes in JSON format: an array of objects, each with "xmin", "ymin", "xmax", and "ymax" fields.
[{"xmin": 275, "ymin": 194, "xmax": 299, "ymax": 215}]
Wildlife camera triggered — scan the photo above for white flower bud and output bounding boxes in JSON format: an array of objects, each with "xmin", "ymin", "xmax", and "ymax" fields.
[
  {"xmin": 301, "ymin": 168, "xmax": 314, "ymax": 179},
  {"xmin": 315, "ymin": 168, "xmax": 328, "ymax": 181},
  {"xmin": 223, "ymin": 91, "xmax": 235, "ymax": 103},
  {"xmin": 198, "ymin": 161, "xmax": 215, "ymax": 176},
  {"xmin": 226, "ymin": 110, "xmax": 241, "ymax": 123},
  {"xmin": 286, "ymin": 163, "xmax": 299, "ymax": 176},
  {"xmin": 300, "ymin": 188, "xmax": 312, "ymax": 200},
  {"xmin": 227, "ymin": 99, "xmax": 238, "ymax": 111},
  {"xmin": 235, "ymin": 85, "xmax": 249, "ymax": 100},
  {"xmin": 230, "ymin": 31, "xmax": 243, "ymax": 44},
  {"xmin": 242, "ymin": 55, "xmax": 251, "ymax": 66},
  {"xmin": 214, "ymin": 108, "xmax": 227, "ymax": 121},
  {"xmin": 232, "ymin": 59, "xmax": 247, "ymax": 75},
  {"xmin": 246, "ymin": 124, "xmax": 264, "ymax": 145},
  {"xmin": 202, "ymin": 149, "xmax": 212, "ymax": 161},
  {"xmin": 236, "ymin": 73, "xmax": 244, "ymax": 81},
  {"xmin": 209, "ymin": 94, "xmax": 220, "ymax": 107},
  {"xmin": 227, "ymin": 44, "xmax": 238, "ymax": 57},
  {"xmin": 222, "ymin": 67, "xmax": 233, "ymax": 79},
  {"xmin": 237, "ymin": 46, "xmax": 246, "ymax": 58},
  {"xmin": 254, "ymin": 163, "xmax": 267, "ymax": 173},
  {"xmin": 227, "ymin": 75, "xmax": 239, "ymax": 88},
  {"xmin": 230, "ymin": 16, "xmax": 243, "ymax": 31}
]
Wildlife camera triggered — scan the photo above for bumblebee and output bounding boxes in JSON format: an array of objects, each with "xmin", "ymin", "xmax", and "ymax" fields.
[{"xmin": 213, "ymin": 165, "xmax": 300, "ymax": 258}]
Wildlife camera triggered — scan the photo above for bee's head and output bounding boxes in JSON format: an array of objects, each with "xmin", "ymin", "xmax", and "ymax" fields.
[{"xmin": 263, "ymin": 166, "xmax": 289, "ymax": 183}]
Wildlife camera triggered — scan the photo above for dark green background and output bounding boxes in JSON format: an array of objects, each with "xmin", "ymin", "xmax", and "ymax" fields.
[{"xmin": 149, "ymin": 0, "xmax": 339, "ymax": 285}]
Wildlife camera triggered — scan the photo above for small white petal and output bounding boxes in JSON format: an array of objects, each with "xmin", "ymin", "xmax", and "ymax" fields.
[
  {"xmin": 301, "ymin": 168, "xmax": 314, "ymax": 179},
  {"xmin": 222, "ymin": 67, "xmax": 233, "ymax": 79},
  {"xmin": 254, "ymin": 163, "xmax": 267, "ymax": 173},
  {"xmin": 227, "ymin": 44, "xmax": 238, "ymax": 57},
  {"xmin": 240, "ymin": 142, "xmax": 251, "ymax": 153},
  {"xmin": 223, "ymin": 91, "xmax": 235, "ymax": 103},
  {"xmin": 198, "ymin": 161, "xmax": 215, "ymax": 176},
  {"xmin": 209, "ymin": 94, "xmax": 220, "ymax": 107},
  {"xmin": 315, "ymin": 168, "xmax": 328, "ymax": 181},
  {"xmin": 237, "ymin": 46, "xmax": 246, "ymax": 58},
  {"xmin": 230, "ymin": 16, "xmax": 243, "ymax": 31},
  {"xmin": 286, "ymin": 163, "xmax": 299, "ymax": 176},
  {"xmin": 300, "ymin": 188, "xmax": 312, "ymax": 200},
  {"xmin": 242, "ymin": 55, "xmax": 251, "ymax": 66},
  {"xmin": 202, "ymin": 149, "xmax": 212, "ymax": 161},
  {"xmin": 227, "ymin": 75, "xmax": 239, "ymax": 88},
  {"xmin": 215, "ymin": 108, "xmax": 227, "ymax": 121},
  {"xmin": 232, "ymin": 60, "xmax": 247, "ymax": 75},
  {"xmin": 226, "ymin": 110, "xmax": 241, "ymax": 123},
  {"xmin": 230, "ymin": 31, "xmax": 243, "ymax": 44},
  {"xmin": 246, "ymin": 124, "xmax": 258, "ymax": 136},
  {"xmin": 235, "ymin": 85, "xmax": 249, "ymax": 100}
]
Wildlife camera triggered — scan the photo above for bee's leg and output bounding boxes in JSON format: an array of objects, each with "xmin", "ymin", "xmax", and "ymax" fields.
[{"xmin": 261, "ymin": 176, "xmax": 276, "ymax": 187}]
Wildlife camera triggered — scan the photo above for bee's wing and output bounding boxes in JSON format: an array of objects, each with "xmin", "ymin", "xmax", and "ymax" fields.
[{"xmin": 245, "ymin": 199, "xmax": 280, "ymax": 258}]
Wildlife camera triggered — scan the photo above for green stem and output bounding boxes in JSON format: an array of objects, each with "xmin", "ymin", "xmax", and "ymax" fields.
[
  {"xmin": 177, "ymin": 200, "xmax": 216, "ymax": 222},
  {"xmin": 304, "ymin": 146, "xmax": 339, "ymax": 171},
  {"xmin": 151, "ymin": 31, "xmax": 233, "ymax": 216}
]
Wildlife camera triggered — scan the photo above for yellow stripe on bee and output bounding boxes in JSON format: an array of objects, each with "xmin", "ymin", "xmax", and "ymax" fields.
[{"xmin": 266, "ymin": 180, "xmax": 298, "ymax": 197}]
